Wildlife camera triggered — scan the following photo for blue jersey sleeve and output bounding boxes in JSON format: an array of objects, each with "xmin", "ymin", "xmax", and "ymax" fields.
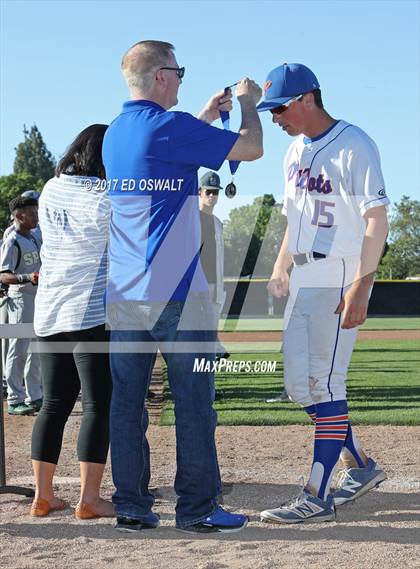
[{"xmin": 168, "ymin": 112, "xmax": 239, "ymax": 170}]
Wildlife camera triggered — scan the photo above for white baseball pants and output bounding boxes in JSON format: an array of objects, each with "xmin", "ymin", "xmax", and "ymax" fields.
[{"xmin": 283, "ymin": 256, "xmax": 360, "ymax": 406}]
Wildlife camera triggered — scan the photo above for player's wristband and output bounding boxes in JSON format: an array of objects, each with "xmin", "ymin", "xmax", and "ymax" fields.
[{"xmin": 16, "ymin": 274, "xmax": 32, "ymax": 284}]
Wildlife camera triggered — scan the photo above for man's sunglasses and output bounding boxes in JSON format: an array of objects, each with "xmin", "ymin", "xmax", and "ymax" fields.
[
  {"xmin": 159, "ymin": 66, "xmax": 185, "ymax": 79},
  {"xmin": 270, "ymin": 94, "xmax": 304, "ymax": 115},
  {"xmin": 204, "ymin": 189, "xmax": 219, "ymax": 196}
]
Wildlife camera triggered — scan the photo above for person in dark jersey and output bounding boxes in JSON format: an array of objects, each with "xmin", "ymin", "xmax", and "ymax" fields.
[{"xmin": 199, "ymin": 170, "xmax": 229, "ymax": 360}]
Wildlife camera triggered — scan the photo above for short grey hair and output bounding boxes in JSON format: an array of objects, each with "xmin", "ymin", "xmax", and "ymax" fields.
[{"xmin": 121, "ymin": 40, "xmax": 175, "ymax": 93}]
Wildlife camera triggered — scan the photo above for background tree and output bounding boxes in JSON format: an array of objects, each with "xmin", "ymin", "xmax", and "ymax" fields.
[
  {"xmin": 0, "ymin": 173, "xmax": 44, "ymax": 232},
  {"xmin": 377, "ymin": 195, "xmax": 420, "ymax": 279},
  {"xmin": 223, "ymin": 195, "xmax": 287, "ymax": 277},
  {"xmin": 13, "ymin": 124, "xmax": 55, "ymax": 182},
  {"xmin": 0, "ymin": 125, "xmax": 55, "ymax": 234}
]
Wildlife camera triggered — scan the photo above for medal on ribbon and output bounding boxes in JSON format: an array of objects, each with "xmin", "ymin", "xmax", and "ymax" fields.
[{"xmin": 220, "ymin": 83, "xmax": 240, "ymax": 199}]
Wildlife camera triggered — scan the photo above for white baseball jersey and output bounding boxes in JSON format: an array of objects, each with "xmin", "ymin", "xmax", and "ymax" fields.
[{"xmin": 282, "ymin": 120, "xmax": 389, "ymax": 257}]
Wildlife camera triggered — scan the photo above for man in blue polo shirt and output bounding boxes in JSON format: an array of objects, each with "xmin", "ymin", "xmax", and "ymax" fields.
[{"xmin": 103, "ymin": 40, "xmax": 262, "ymax": 534}]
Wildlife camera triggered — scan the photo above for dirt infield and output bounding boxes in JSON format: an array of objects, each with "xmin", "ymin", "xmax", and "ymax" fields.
[
  {"xmin": 219, "ymin": 329, "xmax": 420, "ymax": 343},
  {"xmin": 1, "ymin": 404, "xmax": 419, "ymax": 569}
]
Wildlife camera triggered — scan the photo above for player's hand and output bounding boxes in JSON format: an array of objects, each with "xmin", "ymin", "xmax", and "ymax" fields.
[
  {"xmin": 198, "ymin": 89, "xmax": 233, "ymax": 124},
  {"xmin": 267, "ymin": 272, "xmax": 289, "ymax": 298},
  {"xmin": 29, "ymin": 272, "xmax": 39, "ymax": 285},
  {"xmin": 235, "ymin": 78, "xmax": 262, "ymax": 106},
  {"xmin": 335, "ymin": 285, "xmax": 370, "ymax": 329}
]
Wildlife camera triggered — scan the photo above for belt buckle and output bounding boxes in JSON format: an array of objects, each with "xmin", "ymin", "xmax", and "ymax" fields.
[{"xmin": 293, "ymin": 253, "xmax": 308, "ymax": 266}]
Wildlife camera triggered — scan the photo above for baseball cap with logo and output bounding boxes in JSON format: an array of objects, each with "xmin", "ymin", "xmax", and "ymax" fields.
[
  {"xmin": 200, "ymin": 171, "xmax": 223, "ymax": 190},
  {"xmin": 257, "ymin": 63, "xmax": 320, "ymax": 113}
]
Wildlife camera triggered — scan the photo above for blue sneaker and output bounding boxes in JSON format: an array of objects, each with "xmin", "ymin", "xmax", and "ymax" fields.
[
  {"xmin": 333, "ymin": 458, "xmax": 387, "ymax": 506},
  {"xmin": 176, "ymin": 506, "xmax": 249, "ymax": 534},
  {"xmin": 261, "ymin": 489, "xmax": 335, "ymax": 524},
  {"xmin": 115, "ymin": 512, "xmax": 160, "ymax": 532}
]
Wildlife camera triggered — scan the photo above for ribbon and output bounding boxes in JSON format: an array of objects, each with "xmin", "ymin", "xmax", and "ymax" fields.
[{"xmin": 220, "ymin": 83, "xmax": 241, "ymax": 197}]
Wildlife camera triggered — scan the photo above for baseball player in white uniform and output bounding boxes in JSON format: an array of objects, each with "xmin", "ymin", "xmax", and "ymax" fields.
[
  {"xmin": 257, "ymin": 64, "xmax": 389, "ymax": 523},
  {"xmin": 0, "ymin": 196, "xmax": 42, "ymax": 415}
]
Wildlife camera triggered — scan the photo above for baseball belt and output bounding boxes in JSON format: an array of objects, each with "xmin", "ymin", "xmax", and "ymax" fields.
[{"xmin": 293, "ymin": 251, "xmax": 327, "ymax": 266}]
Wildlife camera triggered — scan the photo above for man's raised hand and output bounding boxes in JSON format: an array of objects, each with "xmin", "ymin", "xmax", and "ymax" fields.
[
  {"xmin": 198, "ymin": 89, "xmax": 234, "ymax": 124},
  {"xmin": 235, "ymin": 78, "xmax": 262, "ymax": 106}
]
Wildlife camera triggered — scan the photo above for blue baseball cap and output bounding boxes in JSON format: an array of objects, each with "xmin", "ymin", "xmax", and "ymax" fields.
[{"xmin": 257, "ymin": 63, "xmax": 320, "ymax": 112}]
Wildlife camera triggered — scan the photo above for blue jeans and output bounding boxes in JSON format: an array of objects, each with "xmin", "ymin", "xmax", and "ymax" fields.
[{"xmin": 109, "ymin": 294, "xmax": 220, "ymax": 527}]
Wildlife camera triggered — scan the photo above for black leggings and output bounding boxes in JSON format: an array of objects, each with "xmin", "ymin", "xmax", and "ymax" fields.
[{"xmin": 31, "ymin": 325, "xmax": 112, "ymax": 464}]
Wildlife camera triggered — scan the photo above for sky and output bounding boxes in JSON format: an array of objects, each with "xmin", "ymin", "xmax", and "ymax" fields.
[{"xmin": 1, "ymin": 0, "xmax": 419, "ymax": 222}]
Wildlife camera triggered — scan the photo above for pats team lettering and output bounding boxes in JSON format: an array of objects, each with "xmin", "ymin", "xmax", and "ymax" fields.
[{"xmin": 288, "ymin": 162, "xmax": 333, "ymax": 194}]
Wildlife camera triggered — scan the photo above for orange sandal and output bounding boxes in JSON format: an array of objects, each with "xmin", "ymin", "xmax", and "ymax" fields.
[
  {"xmin": 75, "ymin": 502, "xmax": 115, "ymax": 520},
  {"xmin": 30, "ymin": 498, "xmax": 68, "ymax": 517}
]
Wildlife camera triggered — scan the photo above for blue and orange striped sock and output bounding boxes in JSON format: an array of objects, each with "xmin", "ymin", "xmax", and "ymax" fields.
[
  {"xmin": 304, "ymin": 404, "xmax": 317, "ymax": 424},
  {"xmin": 303, "ymin": 404, "xmax": 368, "ymax": 468},
  {"xmin": 307, "ymin": 400, "xmax": 349, "ymax": 500},
  {"xmin": 304, "ymin": 405, "xmax": 367, "ymax": 468},
  {"xmin": 341, "ymin": 424, "xmax": 368, "ymax": 468}
]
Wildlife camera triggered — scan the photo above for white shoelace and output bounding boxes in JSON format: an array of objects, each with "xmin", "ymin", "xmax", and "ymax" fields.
[
  {"xmin": 281, "ymin": 476, "xmax": 307, "ymax": 508},
  {"xmin": 336, "ymin": 469, "xmax": 353, "ymax": 489}
]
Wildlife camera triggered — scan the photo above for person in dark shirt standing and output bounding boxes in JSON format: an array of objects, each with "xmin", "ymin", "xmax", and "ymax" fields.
[{"xmin": 199, "ymin": 171, "xmax": 228, "ymax": 359}]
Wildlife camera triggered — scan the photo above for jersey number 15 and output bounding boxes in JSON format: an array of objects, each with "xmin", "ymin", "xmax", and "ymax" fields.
[{"xmin": 311, "ymin": 199, "xmax": 335, "ymax": 227}]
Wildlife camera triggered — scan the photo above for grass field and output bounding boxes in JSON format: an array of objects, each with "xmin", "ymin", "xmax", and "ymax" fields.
[
  {"xmin": 160, "ymin": 339, "xmax": 420, "ymax": 426},
  {"xmin": 220, "ymin": 316, "xmax": 420, "ymax": 332}
]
